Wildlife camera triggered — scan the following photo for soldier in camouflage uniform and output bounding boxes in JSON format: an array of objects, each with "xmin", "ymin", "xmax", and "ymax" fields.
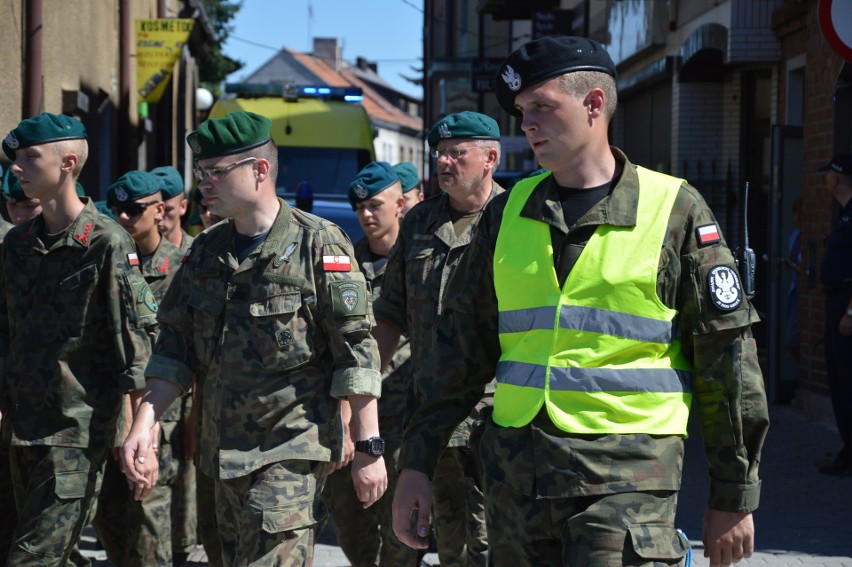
[
  {"xmin": 0, "ymin": 112, "xmax": 158, "ymax": 566},
  {"xmin": 3, "ymin": 168, "xmax": 43, "ymax": 227},
  {"xmin": 392, "ymin": 36, "xmax": 769, "ymax": 567},
  {"xmin": 374, "ymin": 112, "xmax": 505, "ymax": 567},
  {"xmin": 393, "ymin": 162, "xmax": 424, "ymax": 216},
  {"xmin": 121, "ymin": 111, "xmax": 386, "ymax": 567},
  {"xmin": 150, "ymin": 165, "xmax": 200, "ymax": 566},
  {"xmin": 91, "ymin": 169, "xmax": 189, "ymax": 567},
  {"xmin": 322, "ymin": 162, "xmax": 421, "ymax": 567}
]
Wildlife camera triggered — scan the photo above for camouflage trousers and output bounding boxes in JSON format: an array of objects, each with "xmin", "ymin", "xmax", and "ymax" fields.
[
  {"xmin": 170, "ymin": 399, "xmax": 199, "ymax": 556},
  {"xmin": 432, "ymin": 446, "xmax": 489, "ymax": 567},
  {"xmin": 7, "ymin": 445, "xmax": 107, "ymax": 567},
  {"xmin": 215, "ymin": 459, "xmax": 329, "ymax": 566},
  {"xmin": 322, "ymin": 435, "xmax": 420, "ymax": 567},
  {"xmin": 480, "ymin": 439, "xmax": 689, "ymax": 566},
  {"xmin": 91, "ymin": 418, "xmax": 196, "ymax": 566},
  {"xmin": 0, "ymin": 432, "xmax": 16, "ymax": 564},
  {"xmin": 197, "ymin": 468, "xmax": 225, "ymax": 567}
]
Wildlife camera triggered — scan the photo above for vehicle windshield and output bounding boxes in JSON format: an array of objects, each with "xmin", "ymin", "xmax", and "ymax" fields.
[{"xmin": 275, "ymin": 147, "xmax": 373, "ymax": 198}]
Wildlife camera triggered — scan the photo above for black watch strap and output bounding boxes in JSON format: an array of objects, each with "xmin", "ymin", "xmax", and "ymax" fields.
[{"xmin": 354, "ymin": 436, "xmax": 385, "ymax": 457}]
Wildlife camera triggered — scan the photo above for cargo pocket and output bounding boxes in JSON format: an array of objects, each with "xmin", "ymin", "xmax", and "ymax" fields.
[
  {"xmin": 250, "ymin": 291, "xmax": 313, "ymax": 372},
  {"xmin": 261, "ymin": 496, "xmax": 322, "ymax": 534},
  {"xmin": 628, "ymin": 525, "xmax": 689, "ymax": 562},
  {"xmin": 54, "ymin": 470, "xmax": 89, "ymax": 500}
]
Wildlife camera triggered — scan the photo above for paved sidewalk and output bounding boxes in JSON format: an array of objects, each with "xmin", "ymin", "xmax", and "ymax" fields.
[{"xmin": 83, "ymin": 403, "xmax": 851, "ymax": 566}]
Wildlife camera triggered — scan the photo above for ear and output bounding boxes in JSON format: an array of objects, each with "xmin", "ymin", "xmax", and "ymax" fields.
[
  {"xmin": 254, "ymin": 158, "xmax": 271, "ymax": 182},
  {"xmin": 484, "ymin": 147, "xmax": 499, "ymax": 172},
  {"xmin": 586, "ymin": 87, "xmax": 605, "ymax": 117},
  {"xmin": 396, "ymin": 194, "xmax": 405, "ymax": 216},
  {"xmin": 155, "ymin": 201, "xmax": 166, "ymax": 221},
  {"xmin": 60, "ymin": 152, "xmax": 79, "ymax": 174}
]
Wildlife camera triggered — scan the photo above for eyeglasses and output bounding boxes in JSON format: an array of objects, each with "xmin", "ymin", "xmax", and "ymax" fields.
[
  {"xmin": 193, "ymin": 157, "xmax": 257, "ymax": 181},
  {"xmin": 110, "ymin": 200, "xmax": 160, "ymax": 217},
  {"xmin": 430, "ymin": 147, "xmax": 475, "ymax": 160}
]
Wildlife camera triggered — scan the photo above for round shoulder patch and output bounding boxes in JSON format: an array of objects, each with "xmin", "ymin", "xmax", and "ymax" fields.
[{"xmin": 707, "ymin": 266, "xmax": 743, "ymax": 312}]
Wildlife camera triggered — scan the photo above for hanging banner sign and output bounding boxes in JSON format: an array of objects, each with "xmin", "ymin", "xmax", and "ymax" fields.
[{"xmin": 136, "ymin": 19, "xmax": 195, "ymax": 103}]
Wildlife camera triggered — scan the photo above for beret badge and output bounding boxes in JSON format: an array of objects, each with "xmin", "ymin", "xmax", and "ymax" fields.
[
  {"xmin": 4, "ymin": 132, "xmax": 19, "ymax": 150},
  {"xmin": 353, "ymin": 184, "xmax": 368, "ymax": 199},
  {"xmin": 114, "ymin": 186, "xmax": 129, "ymax": 202},
  {"xmin": 187, "ymin": 133, "xmax": 201, "ymax": 155},
  {"xmin": 438, "ymin": 123, "xmax": 452, "ymax": 139},
  {"xmin": 501, "ymin": 65, "xmax": 522, "ymax": 92}
]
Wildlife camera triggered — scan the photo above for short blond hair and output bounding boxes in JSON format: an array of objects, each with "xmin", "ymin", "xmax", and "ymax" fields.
[
  {"xmin": 53, "ymin": 138, "xmax": 89, "ymax": 177},
  {"xmin": 556, "ymin": 71, "xmax": 617, "ymax": 123}
]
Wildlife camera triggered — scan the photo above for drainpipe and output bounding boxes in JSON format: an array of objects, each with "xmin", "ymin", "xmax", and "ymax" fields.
[
  {"xmin": 24, "ymin": 0, "xmax": 43, "ymax": 117},
  {"xmin": 118, "ymin": 0, "xmax": 134, "ymax": 171}
]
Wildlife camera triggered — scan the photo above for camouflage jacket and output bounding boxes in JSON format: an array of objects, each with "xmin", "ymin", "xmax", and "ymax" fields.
[
  {"xmin": 353, "ymin": 236, "xmax": 411, "ymax": 438},
  {"xmin": 374, "ymin": 185, "xmax": 502, "ymax": 447},
  {"xmin": 139, "ymin": 236, "xmax": 187, "ymax": 423},
  {"xmin": 0, "ymin": 218, "xmax": 13, "ymax": 242},
  {"xmin": 399, "ymin": 149, "xmax": 769, "ymax": 513},
  {"xmin": 0, "ymin": 198, "xmax": 157, "ymax": 448},
  {"xmin": 146, "ymin": 199, "xmax": 382, "ymax": 479}
]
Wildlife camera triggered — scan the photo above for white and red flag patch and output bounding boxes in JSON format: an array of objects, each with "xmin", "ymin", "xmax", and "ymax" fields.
[
  {"xmin": 127, "ymin": 252, "xmax": 140, "ymax": 266},
  {"xmin": 323, "ymin": 255, "xmax": 351, "ymax": 271},
  {"xmin": 696, "ymin": 224, "xmax": 721, "ymax": 246}
]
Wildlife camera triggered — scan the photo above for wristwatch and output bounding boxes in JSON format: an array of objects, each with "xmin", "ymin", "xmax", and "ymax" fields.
[{"xmin": 354, "ymin": 437, "xmax": 385, "ymax": 457}]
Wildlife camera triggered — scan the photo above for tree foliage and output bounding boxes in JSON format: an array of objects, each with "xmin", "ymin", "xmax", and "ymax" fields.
[{"xmin": 196, "ymin": 0, "xmax": 244, "ymax": 91}]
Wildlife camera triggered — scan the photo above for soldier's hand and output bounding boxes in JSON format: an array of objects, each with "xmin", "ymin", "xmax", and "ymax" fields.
[
  {"xmin": 392, "ymin": 468, "xmax": 431, "ymax": 550},
  {"xmin": 703, "ymin": 509, "xmax": 754, "ymax": 566},
  {"xmin": 130, "ymin": 444, "xmax": 160, "ymax": 501},
  {"xmin": 351, "ymin": 452, "xmax": 387, "ymax": 508},
  {"xmin": 121, "ymin": 421, "xmax": 156, "ymax": 487}
]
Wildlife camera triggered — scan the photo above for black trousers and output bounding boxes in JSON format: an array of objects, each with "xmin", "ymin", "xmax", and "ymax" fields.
[{"xmin": 824, "ymin": 289, "xmax": 852, "ymax": 455}]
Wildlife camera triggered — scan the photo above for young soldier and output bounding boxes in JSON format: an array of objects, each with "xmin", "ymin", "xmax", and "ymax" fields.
[
  {"xmin": 122, "ymin": 111, "xmax": 386, "ymax": 565},
  {"xmin": 392, "ymin": 36, "xmax": 768, "ymax": 567},
  {"xmin": 323, "ymin": 162, "xmax": 420, "ymax": 566},
  {"xmin": 92, "ymin": 169, "xmax": 189, "ymax": 567},
  {"xmin": 152, "ymin": 165, "xmax": 193, "ymax": 250},
  {"xmin": 0, "ymin": 112, "xmax": 158, "ymax": 565},
  {"xmin": 393, "ymin": 162, "xmax": 424, "ymax": 215}
]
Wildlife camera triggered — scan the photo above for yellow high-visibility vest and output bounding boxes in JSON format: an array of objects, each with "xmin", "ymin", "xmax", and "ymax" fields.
[{"xmin": 492, "ymin": 168, "xmax": 693, "ymax": 435}]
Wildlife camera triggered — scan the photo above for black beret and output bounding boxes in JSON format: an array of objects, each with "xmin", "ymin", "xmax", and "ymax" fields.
[{"xmin": 496, "ymin": 36, "xmax": 616, "ymax": 116}]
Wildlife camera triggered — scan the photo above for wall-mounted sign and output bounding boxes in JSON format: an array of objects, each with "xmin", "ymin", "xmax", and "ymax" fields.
[
  {"xmin": 819, "ymin": 0, "xmax": 852, "ymax": 62},
  {"xmin": 136, "ymin": 19, "xmax": 195, "ymax": 103}
]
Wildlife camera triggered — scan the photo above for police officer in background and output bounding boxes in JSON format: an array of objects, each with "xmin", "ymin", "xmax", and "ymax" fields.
[
  {"xmin": 817, "ymin": 153, "xmax": 852, "ymax": 476},
  {"xmin": 122, "ymin": 111, "xmax": 386, "ymax": 566},
  {"xmin": 374, "ymin": 111, "xmax": 504, "ymax": 567},
  {"xmin": 323, "ymin": 161, "xmax": 421, "ymax": 567},
  {"xmin": 0, "ymin": 112, "xmax": 158, "ymax": 565},
  {"xmin": 393, "ymin": 162, "xmax": 424, "ymax": 216},
  {"xmin": 392, "ymin": 36, "xmax": 769, "ymax": 567}
]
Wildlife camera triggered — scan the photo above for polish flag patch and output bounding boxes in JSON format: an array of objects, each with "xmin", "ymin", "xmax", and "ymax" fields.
[
  {"xmin": 127, "ymin": 252, "xmax": 140, "ymax": 266},
  {"xmin": 696, "ymin": 224, "xmax": 721, "ymax": 246},
  {"xmin": 323, "ymin": 255, "xmax": 351, "ymax": 271}
]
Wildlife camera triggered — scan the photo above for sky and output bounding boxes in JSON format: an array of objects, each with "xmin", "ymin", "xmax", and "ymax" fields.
[{"xmin": 222, "ymin": 0, "xmax": 425, "ymax": 99}]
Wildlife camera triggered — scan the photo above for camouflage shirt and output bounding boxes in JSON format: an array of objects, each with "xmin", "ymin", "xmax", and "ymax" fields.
[
  {"xmin": 353, "ymin": 236, "xmax": 411, "ymax": 438},
  {"xmin": 374, "ymin": 185, "xmax": 503, "ymax": 447},
  {"xmin": 146, "ymin": 199, "xmax": 382, "ymax": 479},
  {"xmin": 139, "ymin": 236, "xmax": 187, "ymax": 423},
  {"xmin": 399, "ymin": 149, "xmax": 769, "ymax": 513},
  {"xmin": 0, "ymin": 198, "xmax": 157, "ymax": 448}
]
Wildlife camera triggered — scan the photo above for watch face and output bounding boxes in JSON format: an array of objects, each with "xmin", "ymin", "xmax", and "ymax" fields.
[{"xmin": 368, "ymin": 438, "xmax": 385, "ymax": 456}]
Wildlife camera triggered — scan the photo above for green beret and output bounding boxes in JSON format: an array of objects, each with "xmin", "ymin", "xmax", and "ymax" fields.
[
  {"xmin": 427, "ymin": 111, "xmax": 500, "ymax": 149},
  {"xmin": 150, "ymin": 166, "xmax": 184, "ymax": 199},
  {"xmin": 393, "ymin": 162, "xmax": 420, "ymax": 193},
  {"xmin": 496, "ymin": 36, "xmax": 616, "ymax": 116},
  {"xmin": 1, "ymin": 169, "xmax": 27, "ymax": 203},
  {"xmin": 107, "ymin": 170, "xmax": 159, "ymax": 204},
  {"xmin": 348, "ymin": 161, "xmax": 399, "ymax": 210},
  {"xmin": 3, "ymin": 112, "xmax": 87, "ymax": 160},
  {"xmin": 187, "ymin": 111, "xmax": 272, "ymax": 160}
]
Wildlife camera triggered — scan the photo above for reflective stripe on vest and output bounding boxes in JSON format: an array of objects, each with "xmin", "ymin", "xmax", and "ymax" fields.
[{"xmin": 492, "ymin": 168, "xmax": 693, "ymax": 435}]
